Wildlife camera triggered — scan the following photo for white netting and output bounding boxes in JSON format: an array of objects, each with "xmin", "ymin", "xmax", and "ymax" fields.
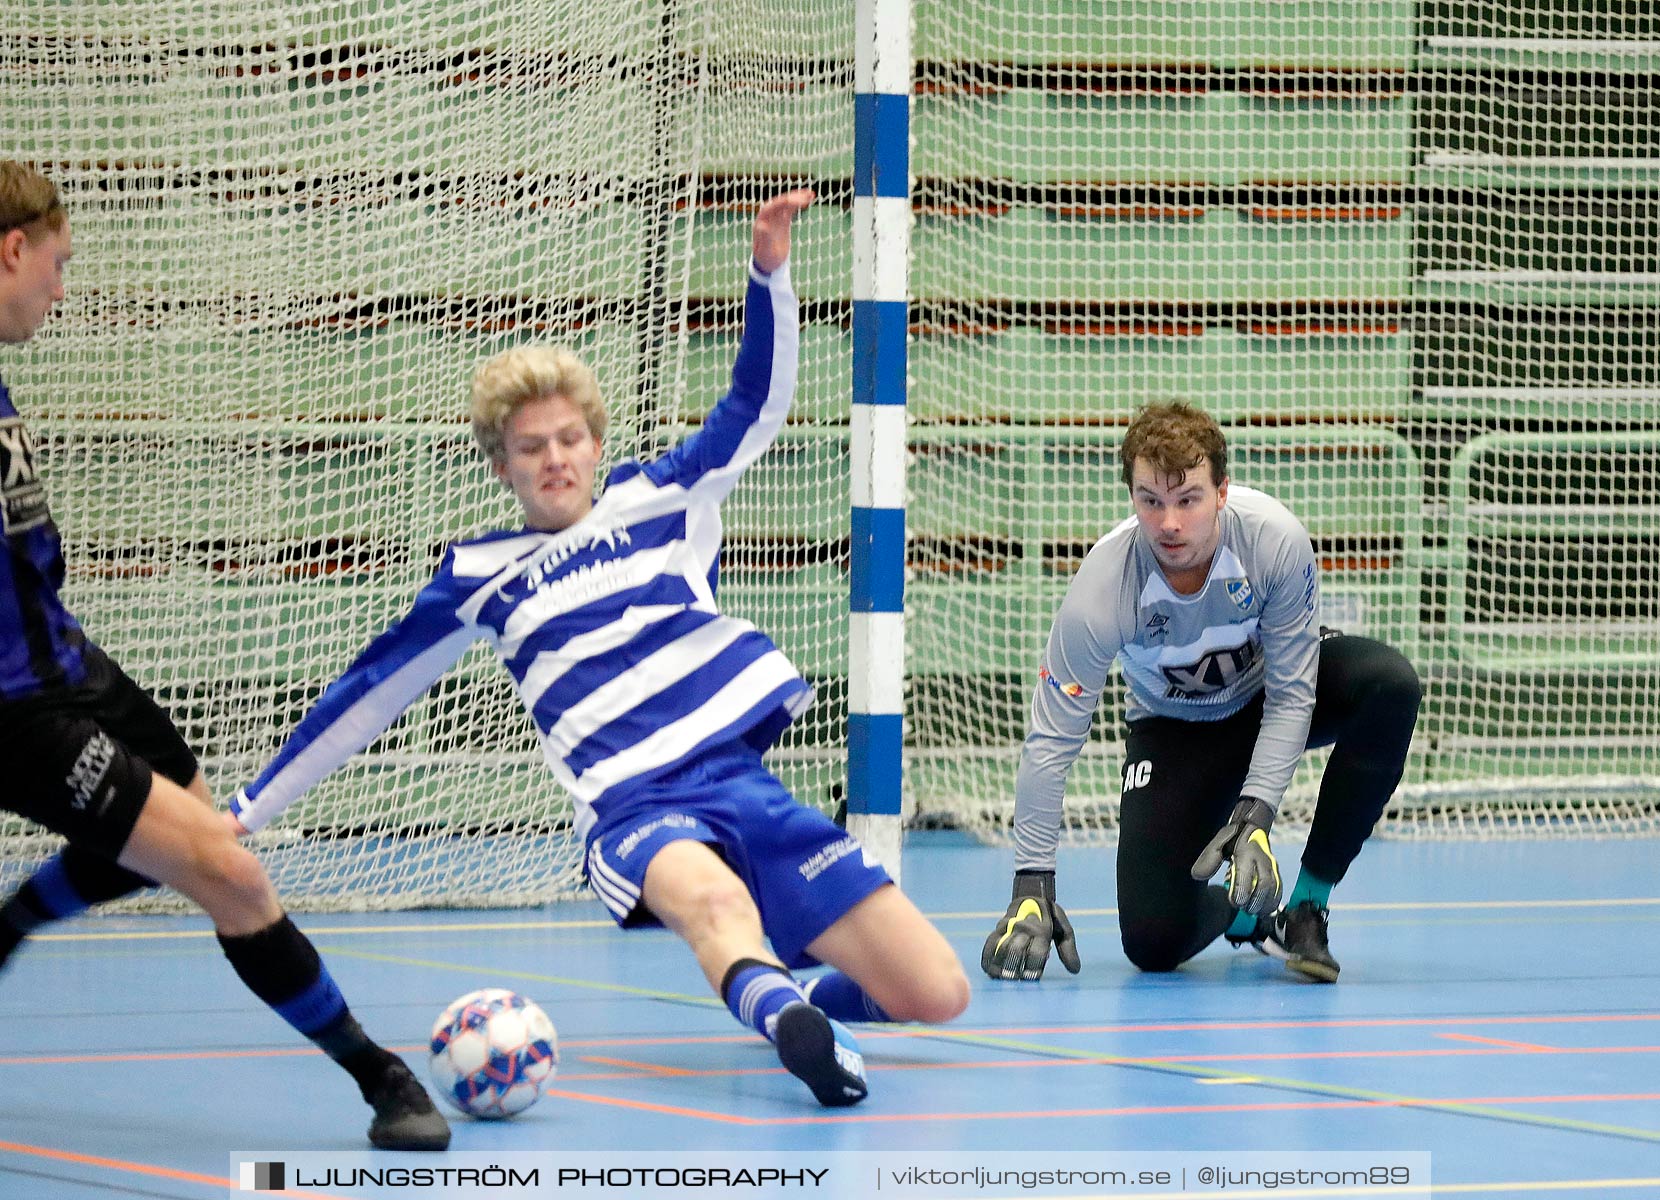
[
  {"xmin": 0, "ymin": 0, "xmax": 852, "ymax": 907},
  {"xmin": 902, "ymin": 0, "xmax": 1660, "ymax": 839},
  {"xmin": 3, "ymin": 2, "xmax": 1658, "ymax": 914}
]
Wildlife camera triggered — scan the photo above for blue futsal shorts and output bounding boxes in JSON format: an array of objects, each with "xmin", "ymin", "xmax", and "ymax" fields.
[{"xmin": 583, "ymin": 742, "xmax": 892, "ymax": 969}]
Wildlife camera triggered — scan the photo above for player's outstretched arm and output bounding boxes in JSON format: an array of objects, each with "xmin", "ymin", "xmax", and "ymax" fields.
[
  {"xmin": 981, "ymin": 869, "xmax": 1082, "ymax": 981},
  {"xmin": 752, "ymin": 188, "xmax": 815, "ymax": 274}
]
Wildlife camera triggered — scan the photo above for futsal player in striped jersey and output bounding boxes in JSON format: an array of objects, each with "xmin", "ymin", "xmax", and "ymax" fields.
[
  {"xmin": 224, "ymin": 189, "xmax": 969, "ymax": 1107},
  {"xmin": 0, "ymin": 161, "xmax": 450, "ymax": 1150}
]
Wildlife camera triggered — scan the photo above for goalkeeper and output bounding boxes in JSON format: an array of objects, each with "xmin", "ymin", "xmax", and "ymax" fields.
[
  {"xmin": 223, "ymin": 189, "xmax": 968, "ymax": 1107},
  {"xmin": 982, "ymin": 402, "xmax": 1420, "ymax": 983}
]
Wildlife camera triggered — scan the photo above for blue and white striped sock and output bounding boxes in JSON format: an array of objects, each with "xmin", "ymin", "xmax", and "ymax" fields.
[
  {"xmin": 720, "ymin": 958, "xmax": 809, "ymax": 1043},
  {"xmin": 802, "ymin": 971, "xmax": 892, "ymax": 1023}
]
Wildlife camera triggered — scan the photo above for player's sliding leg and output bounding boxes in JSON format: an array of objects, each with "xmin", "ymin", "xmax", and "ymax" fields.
[
  {"xmin": 801, "ymin": 884, "xmax": 969, "ymax": 1025},
  {"xmin": 720, "ymin": 956, "xmax": 869, "ymax": 1106},
  {"xmin": 640, "ymin": 839, "xmax": 870, "ymax": 1107},
  {"xmin": 789, "ymin": 885, "xmax": 970, "ymax": 1100},
  {"xmin": 801, "ymin": 969, "xmax": 892, "ymax": 1023},
  {"xmin": 116, "ymin": 773, "xmax": 450, "ymax": 1149}
]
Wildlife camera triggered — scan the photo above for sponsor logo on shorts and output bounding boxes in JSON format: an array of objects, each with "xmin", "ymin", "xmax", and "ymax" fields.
[
  {"xmin": 613, "ymin": 813, "xmax": 699, "ymax": 860},
  {"xmin": 799, "ymin": 836, "xmax": 860, "ymax": 882},
  {"xmin": 66, "ymin": 730, "xmax": 116, "ymax": 811}
]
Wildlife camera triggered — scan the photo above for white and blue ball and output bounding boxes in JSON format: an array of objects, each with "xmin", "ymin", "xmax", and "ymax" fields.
[{"xmin": 428, "ymin": 988, "xmax": 558, "ymax": 1118}]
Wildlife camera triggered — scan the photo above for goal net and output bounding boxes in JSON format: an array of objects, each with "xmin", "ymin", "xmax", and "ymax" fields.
[
  {"xmin": 1, "ymin": 0, "xmax": 854, "ymax": 907},
  {"xmin": 2, "ymin": 1, "xmax": 1657, "ymax": 911},
  {"xmin": 901, "ymin": 0, "xmax": 1660, "ymax": 842}
]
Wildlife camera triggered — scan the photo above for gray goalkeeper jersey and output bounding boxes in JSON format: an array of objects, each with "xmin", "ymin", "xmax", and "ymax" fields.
[{"xmin": 1013, "ymin": 485, "xmax": 1320, "ymax": 871}]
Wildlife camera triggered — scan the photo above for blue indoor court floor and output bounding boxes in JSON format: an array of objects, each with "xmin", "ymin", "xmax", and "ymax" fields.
[{"xmin": 1, "ymin": 834, "xmax": 1658, "ymax": 1198}]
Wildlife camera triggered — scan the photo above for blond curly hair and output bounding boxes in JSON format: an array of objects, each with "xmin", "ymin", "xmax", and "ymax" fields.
[{"xmin": 470, "ymin": 346, "xmax": 607, "ymax": 465}]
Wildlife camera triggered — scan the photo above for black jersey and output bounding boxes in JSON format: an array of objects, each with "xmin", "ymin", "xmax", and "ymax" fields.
[{"xmin": 1, "ymin": 372, "xmax": 87, "ymax": 698}]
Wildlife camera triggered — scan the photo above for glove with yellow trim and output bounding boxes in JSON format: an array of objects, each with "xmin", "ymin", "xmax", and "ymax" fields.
[
  {"xmin": 1189, "ymin": 797, "xmax": 1282, "ymax": 916},
  {"xmin": 980, "ymin": 869, "xmax": 1082, "ymax": 981}
]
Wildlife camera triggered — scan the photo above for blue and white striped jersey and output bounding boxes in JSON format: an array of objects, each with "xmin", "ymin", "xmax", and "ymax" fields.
[
  {"xmin": 233, "ymin": 261, "xmax": 808, "ymax": 839},
  {"xmin": 1, "ymin": 372, "xmax": 89, "ymax": 699}
]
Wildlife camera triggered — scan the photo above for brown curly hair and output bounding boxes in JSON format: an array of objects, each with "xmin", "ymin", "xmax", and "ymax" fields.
[{"xmin": 1120, "ymin": 402, "xmax": 1227, "ymax": 489}]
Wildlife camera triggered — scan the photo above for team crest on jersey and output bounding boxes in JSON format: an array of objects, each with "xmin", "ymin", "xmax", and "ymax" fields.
[
  {"xmin": 1039, "ymin": 666, "xmax": 1085, "ymax": 697},
  {"xmin": 1225, "ymin": 579, "xmax": 1255, "ymax": 613},
  {"xmin": 0, "ymin": 417, "xmax": 49, "ymax": 535}
]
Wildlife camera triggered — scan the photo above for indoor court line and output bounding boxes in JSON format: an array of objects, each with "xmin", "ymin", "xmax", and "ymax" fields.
[
  {"xmin": 23, "ymin": 917, "xmax": 616, "ymax": 943},
  {"xmin": 317, "ymin": 946, "xmax": 725, "ymax": 1006},
  {"xmin": 0, "ymin": 1139, "xmax": 350, "ymax": 1200},
  {"xmin": 20, "ymin": 893, "xmax": 1660, "ymax": 946},
  {"xmin": 527, "ymin": 1022, "xmax": 1660, "ymax": 1144},
  {"xmin": 916, "ymin": 1027, "xmax": 1660, "ymax": 1142},
  {"xmin": 1430, "ymin": 1183, "xmax": 1660, "ymax": 1196},
  {"xmin": 6, "ymin": 1012, "xmax": 1654, "ymax": 1068},
  {"xmin": 542, "ymin": 1081, "xmax": 1660, "ymax": 1131}
]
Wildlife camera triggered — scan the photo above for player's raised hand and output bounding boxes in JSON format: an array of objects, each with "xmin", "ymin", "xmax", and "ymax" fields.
[
  {"xmin": 752, "ymin": 188, "xmax": 815, "ymax": 274},
  {"xmin": 981, "ymin": 870, "xmax": 1082, "ymax": 981},
  {"xmin": 1190, "ymin": 797, "xmax": 1281, "ymax": 915}
]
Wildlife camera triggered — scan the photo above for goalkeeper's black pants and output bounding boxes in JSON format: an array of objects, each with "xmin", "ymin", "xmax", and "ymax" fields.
[{"xmin": 1115, "ymin": 632, "xmax": 1420, "ymax": 972}]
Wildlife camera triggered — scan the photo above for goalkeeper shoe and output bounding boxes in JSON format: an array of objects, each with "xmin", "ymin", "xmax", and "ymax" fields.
[
  {"xmin": 1224, "ymin": 911, "xmax": 1273, "ymax": 951},
  {"xmin": 365, "ymin": 1058, "xmax": 452, "ymax": 1150},
  {"xmin": 1227, "ymin": 902, "xmax": 1340, "ymax": 983},
  {"xmin": 774, "ymin": 1002, "xmax": 868, "ymax": 1107}
]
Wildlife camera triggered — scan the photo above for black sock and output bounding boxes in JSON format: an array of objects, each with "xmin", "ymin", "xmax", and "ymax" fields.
[
  {"xmin": 0, "ymin": 848, "xmax": 155, "ymax": 966},
  {"xmin": 217, "ymin": 915, "xmax": 396, "ymax": 1097}
]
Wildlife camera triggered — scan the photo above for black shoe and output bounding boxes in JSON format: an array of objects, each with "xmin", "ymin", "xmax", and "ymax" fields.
[
  {"xmin": 365, "ymin": 1058, "xmax": 452, "ymax": 1150},
  {"xmin": 773, "ymin": 1002, "xmax": 868, "ymax": 1107},
  {"xmin": 1224, "ymin": 911, "xmax": 1272, "ymax": 951},
  {"xmin": 1263, "ymin": 902, "xmax": 1340, "ymax": 982}
]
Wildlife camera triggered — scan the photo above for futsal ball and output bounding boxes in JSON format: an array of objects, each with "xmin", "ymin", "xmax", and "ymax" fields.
[{"xmin": 428, "ymin": 988, "xmax": 558, "ymax": 1118}]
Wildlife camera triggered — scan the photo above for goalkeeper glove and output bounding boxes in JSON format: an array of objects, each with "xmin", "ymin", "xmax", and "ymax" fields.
[
  {"xmin": 1189, "ymin": 797, "xmax": 1282, "ymax": 916},
  {"xmin": 981, "ymin": 869, "xmax": 1082, "ymax": 981}
]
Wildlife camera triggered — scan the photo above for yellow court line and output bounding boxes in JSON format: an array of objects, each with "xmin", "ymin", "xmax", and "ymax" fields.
[
  {"xmin": 920, "ymin": 1027, "xmax": 1660, "ymax": 1145},
  {"xmin": 29, "ymin": 918, "xmax": 615, "ymax": 943},
  {"xmin": 929, "ymin": 897, "xmax": 1660, "ymax": 920},
  {"xmin": 318, "ymin": 946, "xmax": 725, "ymax": 1008},
  {"xmin": 29, "ymin": 895, "xmax": 1660, "ymax": 941}
]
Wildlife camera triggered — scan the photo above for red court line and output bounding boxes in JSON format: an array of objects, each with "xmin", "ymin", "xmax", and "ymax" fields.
[
  {"xmin": 553, "ymin": 1041, "xmax": 1660, "ymax": 1086},
  {"xmin": 542, "ymin": 1087, "xmax": 765, "ymax": 1125},
  {"xmin": 0, "ymin": 1138, "xmax": 349, "ymax": 1199},
  {"xmin": 0, "ymin": 1045, "xmax": 329, "ymax": 1066},
  {"xmin": 556, "ymin": 1011, "xmax": 1660, "ymax": 1049},
  {"xmin": 10, "ymin": 1030, "xmax": 1656, "ymax": 1073},
  {"xmin": 539, "ymin": 1088, "xmax": 1660, "ymax": 1127},
  {"xmin": 582, "ymin": 1055, "xmax": 702, "ymax": 1077},
  {"xmin": 1439, "ymin": 1032, "xmax": 1560, "ymax": 1051},
  {"xmin": 934, "ymin": 1012, "xmax": 1660, "ymax": 1038},
  {"xmin": 7, "ymin": 1013, "xmax": 1654, "ymax": 1067}
]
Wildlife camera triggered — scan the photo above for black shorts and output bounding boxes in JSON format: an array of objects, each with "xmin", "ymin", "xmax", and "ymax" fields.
[{"xmin": 0, "ymin": 644, "xmax": 199, "ymax": 858}]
